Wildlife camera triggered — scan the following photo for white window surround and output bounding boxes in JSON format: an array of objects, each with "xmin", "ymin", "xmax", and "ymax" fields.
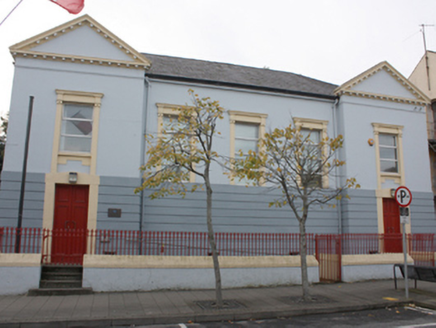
[
  {"xmin": 60, "ymin": 103, "xmax": 93, "ymax": 153},
  {"xmin": 379, "ymin": 134, "xmax": 399, "ymax": 174},
  {"xmin": 156, "ymin": 103, "xmax": 196, "ymax": 183},
  {"xmin": 300, "ymin": 128, "xmax": 322, "ymax": 188},
  {"xmin": 52, "ymin": 90, "xmax": 103, "ymax": 175},
  {"xmin": 293, "ymin": 117, "xmax": 329, "ymax": 189},
  {"xmin": 372, "ymin": 123, "xmax": 404, "ymax": 185},
  {"xmin": 229, "ymin": 110, "xmax": 267, "ymax": 186}
]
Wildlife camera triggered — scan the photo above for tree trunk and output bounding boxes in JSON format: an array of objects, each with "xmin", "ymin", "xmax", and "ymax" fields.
[
  {"xmin": 205, "ymin": 177, "xmax": 223, "ymax": 307},
  {"xmin": 298, "ymin": 217, "xmax": 311, "ymax": 301}
]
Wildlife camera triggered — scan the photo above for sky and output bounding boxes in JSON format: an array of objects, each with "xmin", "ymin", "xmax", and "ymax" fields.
[{"xmin": 0, "ymin": 0, "xmax": 436, "ymax": 118}]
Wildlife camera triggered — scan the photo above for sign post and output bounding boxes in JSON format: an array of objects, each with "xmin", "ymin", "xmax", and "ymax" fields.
[{"xmin": 395, "ymin": 186, "xmax": 412, "ymax": 299}]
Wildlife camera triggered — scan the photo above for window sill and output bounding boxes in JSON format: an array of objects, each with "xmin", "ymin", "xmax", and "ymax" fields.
[
  {"xmin": 59, "ymin": 151, "xmax": 91, "ymax": 157},
  {"xmin": 58, "ymin": 152, "xmax": 91, "ymax": 166},
  {"xmin": 380, "ymin": 173, "xmax": 401, "ymax": 184}
]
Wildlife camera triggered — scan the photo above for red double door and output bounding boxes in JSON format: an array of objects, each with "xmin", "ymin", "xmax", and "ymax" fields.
[
  {"xmin": 52, "ymin": 184, "xmax": 89, "ymax": 264},
  {"xmin": 383, "ymin": 198, "xmax": 402, "ymax": 253}
]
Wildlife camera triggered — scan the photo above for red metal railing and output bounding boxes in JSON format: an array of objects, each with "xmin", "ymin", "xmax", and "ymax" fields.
[
  {"xmin": 88, "ymin": 230, "xmax": 316, "ymax": 257},
  {"xmin": 0, "ymin": 227, "xmax": 42, "ymax": 253},
  {"xmin": 408, "ymin": 233, "xmax": 435, "ymax": 266},
  {"xmin": 341, "ymin": 233, "xmax": 405, "ymax": 254},
  {"xmin": 41, "ymin": 229, "xmax": 87, "ymax": 265},
  {"xmin": 0, "ymin": 227, "xmax": 434, "ymax": 267}
]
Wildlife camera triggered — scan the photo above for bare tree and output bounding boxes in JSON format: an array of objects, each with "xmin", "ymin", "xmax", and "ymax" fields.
[
  {"xmin": 234, "ymin": 124, "xmax": 359, "ymax": 301},
  {"xmin": 136, "ymin": 90, "xmax": 227, "ymax": 307}
]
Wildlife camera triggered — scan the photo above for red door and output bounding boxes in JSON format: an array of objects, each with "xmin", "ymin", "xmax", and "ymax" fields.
[
  {"xmin": 52, "ymin": 184, "xmax": 89, "ymax": 265},
  {"xmin": 383, "ymin": 198, "xmax": 402, "ymax": 253}
]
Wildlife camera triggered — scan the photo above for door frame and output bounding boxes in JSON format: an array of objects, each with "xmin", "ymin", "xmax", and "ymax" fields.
[{"xmin": 42, "ymin": 172, "xmax": 99, "ymax": 231}]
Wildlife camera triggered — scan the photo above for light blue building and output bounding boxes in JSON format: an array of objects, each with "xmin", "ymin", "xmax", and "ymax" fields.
[
  {"xmin": 0, "ymin": 15, "xmax": 434, "ymax": 293},
  {"xmin": 1, "ymin": 14, "xmax": 434, "ymax": 237}
]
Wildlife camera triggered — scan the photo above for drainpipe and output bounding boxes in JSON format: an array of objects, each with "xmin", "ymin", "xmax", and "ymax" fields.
[
  {"xmin": 332, "ymin": 96, "xmax": 343, "ymax": 234},
  {"xmin": 139, "ymin": 76, "xmax": 151, "ymax": 253}
]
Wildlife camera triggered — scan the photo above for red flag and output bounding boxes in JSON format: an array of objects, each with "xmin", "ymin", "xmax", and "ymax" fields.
[{"xmin": 49, "ymin": 0, "xmax": 85, "ymax": 14}]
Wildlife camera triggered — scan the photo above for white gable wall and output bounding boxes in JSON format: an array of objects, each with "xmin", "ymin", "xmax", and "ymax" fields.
[
  {"xmin": 350, "ymin": 69, "xmax": 417, "ymax": 99},
  {"xmin": 31, "ymin": 25, "xmax": 133, "ymax": 62}
]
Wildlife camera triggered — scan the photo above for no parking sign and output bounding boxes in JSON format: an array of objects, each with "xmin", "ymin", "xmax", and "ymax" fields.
[{"xmin": 395, "ymin": 186, "xmax": 412, "ymax": 207}]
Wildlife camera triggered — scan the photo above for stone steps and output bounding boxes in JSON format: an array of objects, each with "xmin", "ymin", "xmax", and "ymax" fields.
[{"xmin": 27, "ymin": 265, "xmax": 93, "ymax": 296}]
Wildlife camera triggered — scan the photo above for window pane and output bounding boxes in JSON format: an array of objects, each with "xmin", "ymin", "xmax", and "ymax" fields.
[
  {"xmin": 60, "ymin": 136, "xmax": 92, "ymax": 152},
  {"xmin": 302, "ymin": 173, "xmax": 322, "ymax": 188},
  {"xmin": 380, "ymin": 147, "xmax": 397, "ymax": 160},
  {"xmin": 379, "ymin": 134, "xmax": 396, "ymax": 147},
  {"xmin": 64, "ymin": 104, "xmax": 93, "ymax": 120},
  {"xmin": 301, "ymin": 129, "xmax": 320, "ymax": 143},
  {"xmin": 236, "ymin": 123, "xmax": 258, "ymax": 139},
  {"xmin": 234, "ymin": 122, "xmax": 259, "ymax": 186},
  {"xmin": 235, "ymin": 139, "xmax": 257, "ymax": 155},
  {"xmin": 380, "ymin": 160, "xmax": 398, "ymax": 173},
  {"xmin": 61, "ymin": 120, "xmax": 92, "ymax": 136},
  {"xmin": 163, "ymin": 115, "xmax": 186, "ymax": 131}
]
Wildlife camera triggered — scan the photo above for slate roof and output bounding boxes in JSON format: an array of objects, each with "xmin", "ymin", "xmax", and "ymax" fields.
[{"xmin": 143, "ymin": 53, "xmax": 338, "ymax": 99}]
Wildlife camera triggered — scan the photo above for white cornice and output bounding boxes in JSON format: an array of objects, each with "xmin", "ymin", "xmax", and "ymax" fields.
[
  {"xmin": 335, "ymin": 61, "xmax": 430, "ymax": 105},
  {"xmin": 9, "ymin": 14, "xmax": 151, "ymax": 70}
]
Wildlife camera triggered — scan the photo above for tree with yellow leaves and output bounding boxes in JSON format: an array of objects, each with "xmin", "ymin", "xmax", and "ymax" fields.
[
  {"xmin": 233, "ymin": 124, "xmax": 359, "ymax": 301},
  {"xmin": 136, "ymin": 90, "xmax": 226, "ymax": 307}
]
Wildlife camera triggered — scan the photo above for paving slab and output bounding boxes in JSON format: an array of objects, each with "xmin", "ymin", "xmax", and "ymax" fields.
[{"xmin": 0, "ymin": 279, "xmax": 434, "ymax": 328}]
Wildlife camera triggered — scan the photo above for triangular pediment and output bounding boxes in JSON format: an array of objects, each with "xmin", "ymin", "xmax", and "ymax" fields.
[
  {"xmin": 10, "ymin": 14, "xmax": 151, "ymax": 70},
  {"xmin": 335, "ymin": 61, "xmax": 429, "ymax": 106}
]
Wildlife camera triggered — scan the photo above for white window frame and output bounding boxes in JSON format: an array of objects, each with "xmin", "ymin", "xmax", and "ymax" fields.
[
  {"xmin": 293, "ymin": 117, "xmax": 329, "ymax": 189},
  {"xmin": 52, "ymin": 90, "xmax": 103, "ymax": 174},
  {"xmin": 373, "ymin": 123, "xmax": 404, "ymax": 184},
  {"xmin": 229, "ymin": 111, "xmax": 267, "ymax": 186},
  {"xmin": 60, "ymin": 103, "xmax": 94, "ymax": 153},
  {"xmin": 157, "ymin": 103, "xmax": 196, "ymax": 183}
]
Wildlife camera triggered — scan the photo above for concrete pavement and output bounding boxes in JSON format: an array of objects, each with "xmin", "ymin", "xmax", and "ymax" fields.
[{"xmin": 1, "ymin": 279, "xmax": 436, "ymax": 327}]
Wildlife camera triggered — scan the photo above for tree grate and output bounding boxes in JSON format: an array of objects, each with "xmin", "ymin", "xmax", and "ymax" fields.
[
  {"xmin": 280, "ymin": 295, "xmax": 335, "ymax": 304},
  {"xmin": 196, "ymin": 299, "xmax": 245, "ymax": 310}
]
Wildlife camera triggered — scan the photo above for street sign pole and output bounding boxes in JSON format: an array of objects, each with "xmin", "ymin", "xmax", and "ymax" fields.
[
  {"xmin": 402, "ymin": 219, "xmax": 409, "ymax": 299},
  {"xmin": 395, "ymin": 186, "xmax": 412, "ymax": 300}
]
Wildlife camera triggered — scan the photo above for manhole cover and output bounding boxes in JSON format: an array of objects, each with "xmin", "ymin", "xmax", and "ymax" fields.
[
  {"xmin": 280, "ymin": 295, "xmax": 335, "ymax": 303},
  {"xmin": 196, "ymin": 299, "xmax": 245, "ymax": 310}
]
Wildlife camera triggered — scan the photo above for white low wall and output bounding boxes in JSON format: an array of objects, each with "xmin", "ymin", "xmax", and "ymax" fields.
[
  {"xmin": 83, "ymin": 255, "xmax": 320, "ymax": 292},
  {"xmin": 342, "ymin": 254, "xmax": 413, "ymax": 282},
  {"xmin": 0, "ymin": 254, "xmax": 41, "ymax": 295},
  {"xmin": 0, "ymin": 253, "xmax": 417, "ymax": 294}
]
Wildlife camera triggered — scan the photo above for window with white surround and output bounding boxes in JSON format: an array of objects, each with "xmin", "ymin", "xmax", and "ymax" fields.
[
  {"xmin": 229, "ymin": 111, "xmax": 267, "ymax": 185},
  {"xmin": 379, "ymin": 134, "xmax": 398, "ymax": 173},
  {"xmin": 235, "ymin": 123, "xmax": 259, "ymax": 159},
  {"xmin": 234, "ymin": 122, "xmax": 259, "ymax": 185},
  {"xmin": 372, "ymin": 123, "xmax": 404, "ymax": 184},
  {"xmin": 60, "ymin": 103, "xmax": 93, "ymax": 153},
  {"xmin": 53, "ymin": 90, "xmax": 103, "ymax": 173},
  {"xmin": 293, "ymin": 117, "xmax": 329, "ymax": 188},
  {"xmin": 157, "ymin": 104, "xmax": 195, "ymax": 183},
  {"xmin": 300, "ymin": 128, "xmax": 322, "ymax": 188}
]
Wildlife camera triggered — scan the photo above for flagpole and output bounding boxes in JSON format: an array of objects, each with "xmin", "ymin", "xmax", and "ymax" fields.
[
  {"xmin": 15, "ymin": 96, "xmax": 34, "ymax": 253},
  {"xmin": 0, "ymin": 0, "xmax": 24, "ymax": 27}
]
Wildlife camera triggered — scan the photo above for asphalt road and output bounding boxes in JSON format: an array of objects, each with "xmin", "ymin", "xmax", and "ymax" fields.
[{"xmin": 126, "ymin": 306, "xmax": 436, "ymax": 328}]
